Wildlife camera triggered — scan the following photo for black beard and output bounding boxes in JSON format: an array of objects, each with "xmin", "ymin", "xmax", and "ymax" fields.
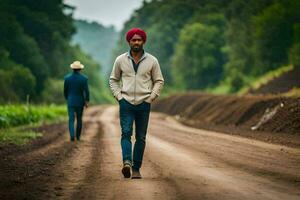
[{"xmin": 131, "ymin": 46, "xmax": 143, "ymax": 52}]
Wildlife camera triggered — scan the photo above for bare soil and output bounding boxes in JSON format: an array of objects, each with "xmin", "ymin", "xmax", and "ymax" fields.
[
  {"xmin": 152, "ymin": 93, "xmax": 300, "ymax": 148},
  {"xmin": 0, "ymin": 104, "xmax": 299, "ymax": 200}
]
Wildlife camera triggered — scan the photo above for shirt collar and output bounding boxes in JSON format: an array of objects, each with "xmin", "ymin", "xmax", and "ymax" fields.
[{"xmin": 127, "ymin": 50, "xmax": 147, "ymax": 61}]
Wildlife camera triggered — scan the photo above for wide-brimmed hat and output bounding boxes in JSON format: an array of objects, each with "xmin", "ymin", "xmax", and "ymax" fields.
[{"xmin": 70, "ymin": 61, "xmax": 84, "ymax": 69}]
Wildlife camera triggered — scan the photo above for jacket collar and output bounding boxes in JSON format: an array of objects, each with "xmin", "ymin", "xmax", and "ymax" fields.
[{"xmin": 127, "ymin": 50, "xmax": 147, "ymax": 61}]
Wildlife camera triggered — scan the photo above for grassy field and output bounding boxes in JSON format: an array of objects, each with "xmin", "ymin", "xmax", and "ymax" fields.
[{"xmin": 0, "ymin": 104, "xmax": 66, "ymax": 144}]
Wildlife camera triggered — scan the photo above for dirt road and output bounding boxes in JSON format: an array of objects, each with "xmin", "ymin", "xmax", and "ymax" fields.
[{"xmin": 1, "ymin": 105, "xmax": 300, "ymax": 199}]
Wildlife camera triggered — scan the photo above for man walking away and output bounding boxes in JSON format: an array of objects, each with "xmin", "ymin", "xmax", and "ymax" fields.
[{"xmin": 64, "ymin": 60, "xmax": 89, "ymax": 142}]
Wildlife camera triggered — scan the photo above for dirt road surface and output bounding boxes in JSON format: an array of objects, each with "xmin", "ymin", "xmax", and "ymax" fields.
[{"xmin": 1, "ymin": 105, "xmax": 300, "ymax": 199}]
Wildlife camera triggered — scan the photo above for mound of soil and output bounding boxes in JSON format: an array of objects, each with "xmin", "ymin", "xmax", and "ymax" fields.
[
  {"xmin": 249, "ymin": 67, "xmax": 300, "ymax": 94},
  {"xmin": 152, "ymin": 93, "xmax": 300, "ymax": 147}
]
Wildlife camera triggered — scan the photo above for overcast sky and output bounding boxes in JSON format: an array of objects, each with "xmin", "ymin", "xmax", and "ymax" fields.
[{"xmin": 64, "ymin": 0, "xmax": 144, "ymax": 31}]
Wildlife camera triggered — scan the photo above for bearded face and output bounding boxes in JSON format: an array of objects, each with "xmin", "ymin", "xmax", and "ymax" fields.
[{"xmin": 129, "ymin": 34, "xmax": 144, "ymax": 52}]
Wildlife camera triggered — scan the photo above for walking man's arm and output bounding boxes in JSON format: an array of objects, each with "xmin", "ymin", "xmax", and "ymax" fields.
[
  {"xmin": 148, "ymin": 59, "xmax": 164, "ymax": 102},
  {"xmin": 63, "ymin": 79, "xmax": 68, "ymax": 100},
  {"xmin": 109, "ymin": 59, "xmax": 122, "ymax": 101},
  {"xmin": 84, "ymin": 79, "xmax": 90, "ymax": 107}
]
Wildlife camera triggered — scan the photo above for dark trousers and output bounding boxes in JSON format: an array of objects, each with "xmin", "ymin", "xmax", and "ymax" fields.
[
  {"xmin": 67, "ymin": 106, "xmax": 84, "ymax": 140},
  {"xmin": 119, "ymin": 99, "xmax": 151, "ymax": 170}
]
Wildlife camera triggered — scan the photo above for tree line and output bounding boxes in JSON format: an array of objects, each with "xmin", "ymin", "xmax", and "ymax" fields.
[
  {"xmin": 114, "ymin": 0, "xmax": 300, "ymax": 93},
  {"xmin": 0, "ymin": 0, "xmax": 112, "ymax": 104}
]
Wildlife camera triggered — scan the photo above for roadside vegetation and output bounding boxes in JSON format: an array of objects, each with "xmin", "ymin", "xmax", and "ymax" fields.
[
  {"xmin": 0, "ymin": 104, "xmax": 66, "ymax": 144},
  {"xmin": 284, "ymin": 88, "xmax": 300, "ymax": 97}
]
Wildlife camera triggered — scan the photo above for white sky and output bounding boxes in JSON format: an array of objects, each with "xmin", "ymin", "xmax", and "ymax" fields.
[{"xmin": 64, "ymin": 0, "xmax": 144, "ymax": 31}]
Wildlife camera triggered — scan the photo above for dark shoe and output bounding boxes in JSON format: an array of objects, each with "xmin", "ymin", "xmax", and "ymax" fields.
[
  {"xmin": 131, "ymin": 169, "xmax": 142, "ymax": 179},
  {"xmin": 122, "ymin": 161, "xmax": 131, "ymax": 178},
  {"xmin": 70, "ymin": 138, "xmax": 75, "ymax": 142},
  {"xmin": 76, "ymin": 134, "xmax": 81, "ymax": 140}
]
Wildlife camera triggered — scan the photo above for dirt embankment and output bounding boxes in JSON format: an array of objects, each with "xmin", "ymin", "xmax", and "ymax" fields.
[{"xmin": 152, "ymin": 93, "xmax": 300, "ymax": 147}]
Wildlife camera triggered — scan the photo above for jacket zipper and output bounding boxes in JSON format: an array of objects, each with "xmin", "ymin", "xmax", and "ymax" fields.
[
  {"xmin": 134, "ymin": 72, "xmax": 137, "ymax": 105},
  {"xmin": 132, "ymin": 55, "xmax": 145, "ymax": 105}
]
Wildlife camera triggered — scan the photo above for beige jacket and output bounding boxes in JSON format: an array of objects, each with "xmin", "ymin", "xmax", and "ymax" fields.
[{"xmin": 109, "ymin": 52, "xmax": 164, "ymax": 105}]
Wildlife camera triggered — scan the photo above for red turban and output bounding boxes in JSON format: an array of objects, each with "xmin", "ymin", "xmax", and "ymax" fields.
[{"xmin": 126, "ymin": 28, "xmax": 147, "ymax": 43}]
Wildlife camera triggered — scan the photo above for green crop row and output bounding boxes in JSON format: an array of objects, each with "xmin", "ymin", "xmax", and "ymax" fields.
[{"xmin": 0, "ymin": 104, "xmax": 67, "ymax": 128}]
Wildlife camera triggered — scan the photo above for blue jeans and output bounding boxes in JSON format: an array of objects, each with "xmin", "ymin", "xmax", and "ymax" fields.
[
  {"xmin": 67, "ymin": 106, "xmax": 84, "ymax": 140},
  {"xmin": 119, "ymin": 99, "xmax": 151, "ymax": 170}
]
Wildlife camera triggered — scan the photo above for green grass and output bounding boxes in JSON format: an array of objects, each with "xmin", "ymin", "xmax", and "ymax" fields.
[
  {"xmin": 0, "ymin": 104, "xmax": 67, "ymax": 145},
  {"xmin": 0, "ymin": 128, "xmax": 42, "ymax": 145},
  {"xmin": 205, "ymin": 83, "xmax": 231, "ymax": 95},
  {"xmin": 283, "ymin": 87, "xmax": 300, "ymax": 97},
  {"xmin": 0, "ymin": 104, "xmax": 67, "ymax": 128}
]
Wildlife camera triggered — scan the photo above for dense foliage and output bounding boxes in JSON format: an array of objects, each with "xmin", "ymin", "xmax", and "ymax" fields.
[
  {"xmin": 0, "ymin": 0, "xmax": 112, "ymax": 103},
  {"xmin": 114, "ymin": 0, "xmax": 300, "ymax": 93}
]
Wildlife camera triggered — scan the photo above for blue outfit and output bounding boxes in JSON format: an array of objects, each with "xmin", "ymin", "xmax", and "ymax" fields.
[
  {"xmin": 119, "ymin": 98, "xmax": 151, "ymax": 170},
  {"xmin": 64, "ymin": 71, "xmax": 89, "ymax": 141}
]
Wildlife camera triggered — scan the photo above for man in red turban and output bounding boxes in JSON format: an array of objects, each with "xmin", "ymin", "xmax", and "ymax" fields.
[{"xmin": 109, "ymin": 28, "xmax": 164, "ymax": 179}]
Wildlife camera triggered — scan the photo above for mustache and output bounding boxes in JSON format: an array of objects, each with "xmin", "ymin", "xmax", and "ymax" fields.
[{"xmin": 131, "ymin": 46, "xmax": 143, "ymax": 52}]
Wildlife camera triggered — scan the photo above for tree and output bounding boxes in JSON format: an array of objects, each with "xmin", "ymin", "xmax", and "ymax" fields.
[
  {"xmin": 252, "ymin": 2, "xmax": 291, "ymax": 73},
  {"xmin": 0, "ymin": 12, "xmax": 48, "ymax": 95},
  {"xmin": 9, "ymin": 66, "xmax": 36, "ymax": 101},
  {"xmin": 172, "ymin": 23, "xmax": 224, "ymax": 89},
  {"xmin": 289, "ymin": 23, "xmax": 300, "ymax": 67},
  {"xmin": 41, "ymin": 79, "xmax": 64, "ymax": 104},
  {"xmin": 0, "ymin": 0, "xmax": 110, "ymax": 103}
]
